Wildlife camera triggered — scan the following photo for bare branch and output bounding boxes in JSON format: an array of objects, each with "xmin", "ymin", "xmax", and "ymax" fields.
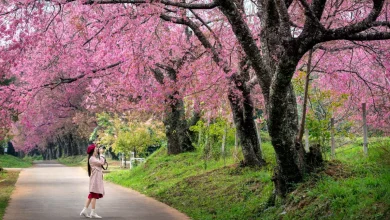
[
  {"xmin": 160, "ymin": 13, "xmax": 230, "ymax": 73},
  {"xmin": 83, "ymin": 20, "xmax": 109, "ymax": 46},
  {"xmin": 314, "ymin": 45, "xmax": 358, "ymax": 52},
  {"xmin": 297, "ymin": 0, "xmax": 326, "ymax": 31},
  {"xmin": 42, "ymin": 61, "xmax": 123, "ymax": 89},
  {"xmin": 274, "ymin": 0, "xmax": 293, "ymax": 36},
  {"xmin": 345, "ymin": 32, "xmax": 390, "ymax": 41},
  {"xmin": 189, "ymin": 9, "xmax": 222, "ymax": 49},
  {"xmin": 328, "ymin": 0, "xmax": 386, "ymax": 37},
  {"xmin": 79, "ymin": 0, "xmax": 219, "ymax": 9},
  {"xmin": 44, "ymin": 4, "xmax": 62, "ymax": 32},
  {"xmin": 218, "ymin": 0, "xmax": 271, "ymax": 96},
  {"xmin": 333, "ymin": 69, "xmax": 387, "ymax": 90}
]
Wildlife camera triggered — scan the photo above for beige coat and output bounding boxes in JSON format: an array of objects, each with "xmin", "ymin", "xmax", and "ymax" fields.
[{"xmin": 89, "ymin": 156, "xmax": 105, "ymax": 195}]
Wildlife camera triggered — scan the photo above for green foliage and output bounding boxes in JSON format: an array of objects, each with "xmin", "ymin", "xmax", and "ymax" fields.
[
  {"xmin": 95, "ymin": 112, "xmax": 117, "ymax": 147},
  {"xmin": 190, "ymin": 117, "xmax": 236, "ymax": 164},
  {"xmin": 0, "ymin": 77, "xmax": 16, "ymax": 86},
  {"xmin": 293, "ymin": 71, "xmax": 355, "ymax": 155},
  {"xmin": 259, "ymin": 131, "xmax": 271, "ymax": 143},
  {"xmin": 23, "ymin": 155, "xmax": 43, "ymax": 163},
  {"xmin": 0, "ymin": 155, "xmax": 32, "ymax": 168},
  {"xmin": 94, "ymin": 112, "xmax": 165, "ymax": 157},
  {"xmin": 89, "ymin": 127, "xmax": 99, "ymax": 142},
  {"xmin": 112, "ymin": 122, "xmax": 165, "ymax": 156}
]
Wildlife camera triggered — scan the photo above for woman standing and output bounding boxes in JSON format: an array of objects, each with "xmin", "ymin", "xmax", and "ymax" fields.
[{"xmin": 80, "ymin": 143, "xmax": 106, "ymax": 218}]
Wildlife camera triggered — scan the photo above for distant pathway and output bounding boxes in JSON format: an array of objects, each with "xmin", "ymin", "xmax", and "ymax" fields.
[{"xmin": 3, "ymin": 161, "xmax": 189, "ymax": 220}]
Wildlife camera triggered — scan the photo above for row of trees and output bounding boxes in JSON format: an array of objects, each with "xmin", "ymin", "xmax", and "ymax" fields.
[{"xmin": 1, "ymin": 0, "xmax": 390, "ymax": 196}]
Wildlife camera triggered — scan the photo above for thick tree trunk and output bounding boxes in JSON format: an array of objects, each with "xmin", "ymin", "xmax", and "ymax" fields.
[
  {"xmin": 228, "ymin": 73, "xmax": 266, "ymax": 167},
  {"xmin": 267, "ymin": 84, "xmax": 307, "ymax": 196},
  {"xmin": 164, "ymin": 97, "xmax": 194, "ymax": 155},
  {"xmin": 267, "ymin": 73, "xmax": 323, "ymax": 196},
  {"xmin": 218, "ymin": 0, "xmax": 325, "ymax": 197},
  {"xmin": 152, "ymin": 66, "xmax": 198, "ymax": 155}
]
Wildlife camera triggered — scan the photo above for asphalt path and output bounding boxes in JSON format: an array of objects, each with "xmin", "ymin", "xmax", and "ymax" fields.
[{"xmin": 3, "ymin": 161, "xmax": 189, "ymax": 220}]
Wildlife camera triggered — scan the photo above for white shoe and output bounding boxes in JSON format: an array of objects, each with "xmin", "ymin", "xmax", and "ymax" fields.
[
  {"xmin": 80, "ymin": 208, "xmax": 90, "ymax": 218},
  {"xmin": 90, "ymin": 211, "xmax": 102, "ymax": 219}
]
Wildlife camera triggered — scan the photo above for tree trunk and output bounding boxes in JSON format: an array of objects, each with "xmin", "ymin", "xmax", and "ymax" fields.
[
  {"xmin": 228, "ymin": 73, "xmax": 266, "ymax": 167},
  {"xmin": 268, "ymin": 81, "xmax": 323, "ymax": 196},
  {"xmin": 217, "ymin": 0, "xmax": 325, "ymax": 197},
  {"xmin": 42, "ymin": 133, "xmax": 88, "ymax": 158},
  {"xmin": 152, "ymin": 66, "xmax": 198, "ymax": 155},
  {"xmin": 187, "ymin": 110, "xmax": 201, "ymax": 142},
  {"xmin": 57, "ymin": 144, "xmax": 62, "ymax": 158},
  {"xmin": 164, "ymin": 97, "xmax": 194, "ymax": 155},
  {"xmin": 267, "ymin": 84, "xmax": 304, "ymax": 195}
]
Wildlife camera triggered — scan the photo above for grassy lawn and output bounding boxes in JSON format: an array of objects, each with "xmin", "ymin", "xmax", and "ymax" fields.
[
  {"xmin": 104, "ymin": 140, "xmax": 390, "ymax": 220},
  {"xmin": 0, "ymin": 155, "xmax": 32, "ymax": 168},
  {"xmin": 0, "ymin": 170, "xmax": 20, "ymax": 220}
]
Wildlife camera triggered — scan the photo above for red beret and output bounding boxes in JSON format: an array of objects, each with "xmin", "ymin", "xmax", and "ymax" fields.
[{"xmin": 87, "ymin": 144, "xmax": 96, "ymax": 154}]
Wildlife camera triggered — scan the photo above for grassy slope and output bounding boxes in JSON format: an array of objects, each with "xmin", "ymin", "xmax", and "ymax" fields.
[
  {"xmin": 267, "ymin": 144, "xmax": 390, "ymax": 220},
  {"xmin": 105, "ymin": 140, "xmax": 390, "ymax": 220},
  {"xmin": 104, "ymin": 143, "xmax": 276, "ymax": 219},
  {"xmin": 0, "ymin": 155, "xmax": 32, "ymax": 168},
  {"xmin": 0, "ymin": 170, "xmax": 20, "ymax": 220}
]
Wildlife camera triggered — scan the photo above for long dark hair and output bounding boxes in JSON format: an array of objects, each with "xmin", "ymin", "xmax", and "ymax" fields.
[{"xmin": 87, "ymin": 151, "xmax": 94, "ymax": 177}]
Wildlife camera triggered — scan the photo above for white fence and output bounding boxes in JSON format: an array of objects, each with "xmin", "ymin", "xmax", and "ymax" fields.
[{"xmin": 121, "ymin": 152, "xmax": 145, "ymax": 169}]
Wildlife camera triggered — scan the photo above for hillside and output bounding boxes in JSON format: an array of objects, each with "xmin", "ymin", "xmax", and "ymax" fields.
[
  {"xmin": 0, "ymin": 155, "xmax": 33, "ymax": 168},
  {"xmin": 104, "ymin": 140, "xmax": 390, "ymax": 219}
]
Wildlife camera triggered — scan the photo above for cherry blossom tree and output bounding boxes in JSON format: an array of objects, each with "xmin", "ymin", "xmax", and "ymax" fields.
[{"xmin": 1, "ymin": 0, "xmax": 390, "ymax": 197}]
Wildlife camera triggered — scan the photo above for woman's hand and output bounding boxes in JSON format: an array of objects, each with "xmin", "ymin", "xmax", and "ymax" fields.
[{"xmin": 99, "ymin": 148, "xmax": 105, "ymax": 154}]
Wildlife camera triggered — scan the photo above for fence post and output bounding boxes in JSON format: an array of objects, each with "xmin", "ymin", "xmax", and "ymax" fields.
[
  {"xmin": 254, "ymin": 120, "xmax": 264, "ymax": 160},
  {"xmin": 221, "ymin": 125, "xmax": 227, "ymax": 166},
  {"xmin": 362, "ymin": 103, "xmax": 368, "ymax": 156},
  {"xmin": 234, "ymin": 126, "xmax": 238, "ymax": 152},
  {"xmin": 304, "ymin": 128, "xmax": 309, "ymax": 153},
  {"xmin": 233, "ymin": 124, "xmax": 239, "ymax": 162},
  {"xmin": 331, "ymin": 117, "xmax": 335, "ymax": 159}
]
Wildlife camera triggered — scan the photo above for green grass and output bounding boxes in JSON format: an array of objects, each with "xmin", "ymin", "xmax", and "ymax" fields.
[
  {"xmin": 57, "ymin": 155, "xmax": 87, "ymax": 167},
  {"xmin": 0, "ymin": 155, "xmax": 32, "ymax": 168},
  {"xmin": 260, "ymin": 144, "xmax": 390, "ymax": 220},
  {"xmin": 105, "ymin": 143, "xmax": 277, "ymax": 219},
  {"xmin": 0, "ymin": 170, "xmax": 20, "ymax": 220},
  {"xmin": 22, "ymin": 155, "xmax": 43, "ymax": 163},
  {"xmin": 105, "ymin": 139, "xmax": 390, "ymax": 220}
]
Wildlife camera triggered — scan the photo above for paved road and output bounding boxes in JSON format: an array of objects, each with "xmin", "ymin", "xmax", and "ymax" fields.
[{"xmin": 3, "ymin": 161, "xmax": 189, "ymax": 220}]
